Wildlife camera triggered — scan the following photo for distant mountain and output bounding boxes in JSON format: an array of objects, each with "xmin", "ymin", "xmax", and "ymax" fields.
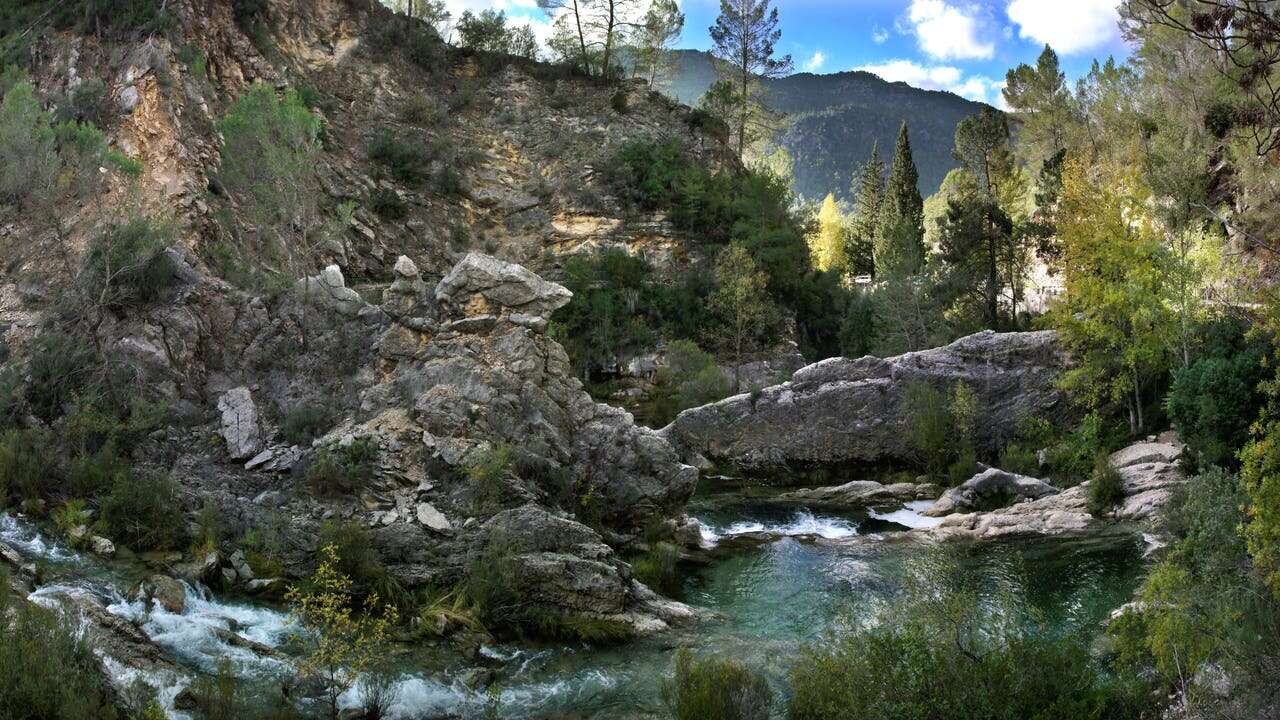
[{"xmin": 662, "ymin": 50, "xmax": 990, "ymax": 201}]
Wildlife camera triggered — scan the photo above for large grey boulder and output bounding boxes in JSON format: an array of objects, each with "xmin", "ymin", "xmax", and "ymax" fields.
[
  {"xmin": 435, "ymin": 252, "xmax": 573, "ymax": 318},
  {"xmin": 217, "ymin": 387, "xmax": 262, "ymax": 460},
  {"xmin": 925, "ymin": 468, "xmax": 1060, "ymax": 517},
  {"xmin": 661, "ymin": 330, "xmax": 1070, "ymax": 477},
  {"xmin": 299, "ymin": 264, "xmax": 365, "ymax": 317}
]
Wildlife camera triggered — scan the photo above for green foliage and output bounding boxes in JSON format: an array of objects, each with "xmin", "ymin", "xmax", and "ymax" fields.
[
  {"xmin": 25, "ymin": 332, "xmax": 95, "ymax": 423},
  {"xmin": 98, "ymin": 470, "xmax": 185, "ymax": 551},
  {"xmin": 0, "ymin": 572, "xmax": 121, "ymax": 719},
  {"xmin": 367, "ymin": 128, "xmax": 435, "ymax": 186},
  {"xmin": 1112, "ymin": 468, "xmax": 1280, "ymax": 715},
  {"xmin": 189, "ymin": 659, "xmax": 247, "ymax": 720},
  {"xmin": 217, "ymin": 82, "xmax": 322, "ymax": 265},
  {"xmin": 466, "ymin": 444, "xmax": 512, "ymax": 514},
  {"xmin": 600, "ymin": 139, "xmax": 848, "ymax": 359},
  {"xmin": 364, "ymin": 12, "xmax": 446, "ymax": 74},
  {"xmin": 52, "ymin": 499, "xmax": 90, "ymax": 541},
  {"xmin": 875, "ymin": 121, "xmax": 925, "ymax": 277},
  {"xmin": 905, "ymin": 381, "xmax": 979, "ymax": 482},
  {"xmin": 997, "ymin": 443, "xmax": 1040, "ymax": 477},
  {"xmin": 306, "ymin": 438, "xmax": 379, "ymax": 497},
  {"xmin": 0, "ymin": 80, "xmax": 56, "ymax": 205},
  {"xmin": 1241, "ymin": 419, "xmax": 1280, "ymax": 596},
  {"xmin": 0, "ymin": 428, "xmax": 53, "ymax": 505},
  {"xmin": 1166, "ymin": 317, "xmax": 1267, "ymax": 468},
  {"xmin": 82, "ymin": 215, "xmax": 178, "ymax": 307},
  {"xmin": 837, "ymin": 289, "xmax": 879, "ymax": 358},
  {"xmin": 280, "ymin": 402, "xmax": 336, "ymax": 446},
  {"xmin": 631, "ymin": 542, "xmax": 681, "ymax": 597},
  {"xmin": 1086, "ymin": 452, "xmax": 1124, "ymax": 517},
  {"xmin": 368, "ymin": 187, "xmax": 408, "ymax": 220},
  {"xmin": 316, "ymin": 520, "xmax": 407, "ymax": 610},
  {"xmin": 788, "ymin": 554, "xmax": 1146, "ymax": 720},
  {"xmin": 1042, "ymin": 413, "xmax": 1112, "ymax": 486},
  {"xmin": 649, "ymin": 340, "xmax": 732, "ymax": 426},
  {"xmin": 0, "ymin": 0, "xmax": 170, "ymax": 64},
  {"xmin": 661, "ymin": 648, "xmax": 773, "ymax": 720}
]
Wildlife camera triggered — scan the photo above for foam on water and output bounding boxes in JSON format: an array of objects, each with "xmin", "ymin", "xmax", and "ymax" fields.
[
  {"xmin": 107, "ymin": 581, "xmax": 292, "ymax": 674},
  {"xmin": 868, "ymin": 500, "xmax": 943, "ymax": 529},
  {"xmin": 0, "ymin": 512, "xmax": 79, "ymax": 563},
  {"xmin": 98, "ymin": 656, "xmax": 192, "ymax": 720},
  {"xmin": 698, "ymin": 509, "xmax": 860, "ymax": 543}
]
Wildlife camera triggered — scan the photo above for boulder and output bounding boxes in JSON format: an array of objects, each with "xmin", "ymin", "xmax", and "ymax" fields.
[
  {"xmin": 217, "ymin": 387, "xmax": 262, "ymax": 460},
  {"xmin": 299, "ymin": 264, "xmax": 365, "ymax": 317},
  {"xmin": 416, "ymin": 502, "xmax": 452, "ymax": 533},
  {"xmin": 1109, "ymin": 441, "xmax": 1181, "ymax": 469},
  {"xmin": 662, "ymin": 330, "xmax": 1070, "ymax": 477},
  {"xmin": 925, "ymin": 468, "xmax": 1060, "ymax": 517},
  {"xmin": 90, "ymin": 535, "xmax": 116, "ymax": 557},
  {"xmin": 774, "ymin": 480, "xmax": 942, "ymax": 509},
  {"xmin": 435, "ymin": 253, "xmax": 572, "ymax": 319},
  {"xmin": 141, "ymin": 575, "xmax": 187, "ymax": 614}
]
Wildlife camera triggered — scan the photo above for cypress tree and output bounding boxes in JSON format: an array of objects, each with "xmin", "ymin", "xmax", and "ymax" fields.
[
  {"xmin": 875, "ymin": 121, "xmax": 925, "ymax": 276},
  {"xmin": 847, "ymin": 142, "xmax": 884, "ymax": 277}
]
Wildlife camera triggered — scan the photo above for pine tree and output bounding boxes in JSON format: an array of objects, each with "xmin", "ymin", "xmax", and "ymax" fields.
[
  {"xmin": 875, "ymin": 121, "xmax": 925, "ymax": 277},
  {"xmin": 708, "ymin": 0, "xmax": 793, "ymax": 160},
  {"xmin": 847, "ymin": 143, "xmax": 884, "ymax": 277}
]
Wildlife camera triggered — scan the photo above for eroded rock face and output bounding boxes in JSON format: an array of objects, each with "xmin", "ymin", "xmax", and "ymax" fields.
[{"xmin": 662, "ymin": 330, "xmax": 1070, "ymax": 477}]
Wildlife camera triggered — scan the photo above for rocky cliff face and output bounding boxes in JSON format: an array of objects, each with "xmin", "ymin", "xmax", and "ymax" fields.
[
  {"xmin": 661, "ymin": 330, "xmax": 1071, "ymax": 477},
  {"xmin": 0, "ymin": 0, "xmax": 721, "ymax": 636}
]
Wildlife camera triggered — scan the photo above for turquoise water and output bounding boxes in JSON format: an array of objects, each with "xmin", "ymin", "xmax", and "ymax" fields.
[
  {"xmin": 3, "ymin": 496, "xmax": 1148, "ymax": 720},
  {"xmin": 452, "ymin": 499, "xmax": 1148, "ymax": 720}
]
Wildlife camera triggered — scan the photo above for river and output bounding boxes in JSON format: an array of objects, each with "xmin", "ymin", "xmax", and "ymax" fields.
[{"xmin": 1, "ymin": 490, "xmax": 1146, "ymax": 719}]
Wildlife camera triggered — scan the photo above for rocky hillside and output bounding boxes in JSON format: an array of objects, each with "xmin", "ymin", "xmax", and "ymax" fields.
[
  {"xmin": 0, "ymin": 0, "xmax": 732, "ymax": 637},
  {"xmin": 662, "ymin": 49, "xmax": 990, "ymax": 200}
]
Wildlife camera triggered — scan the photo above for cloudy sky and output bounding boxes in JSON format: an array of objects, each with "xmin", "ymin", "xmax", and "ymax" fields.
[{"xmin": 440, "ymin": 0, "xmax": 1133, "ymax": 107}]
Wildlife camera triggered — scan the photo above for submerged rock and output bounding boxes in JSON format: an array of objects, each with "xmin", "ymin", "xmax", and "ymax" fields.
[{"xmin": 662, "ymin": 330, "xmax": 1070, "ymax": 477}]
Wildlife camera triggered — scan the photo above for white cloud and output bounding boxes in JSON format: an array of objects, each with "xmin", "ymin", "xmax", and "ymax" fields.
[
  {"xmin": 907, "ymin": 0, "xmax": 994, "ymax": 60},
  {"xmin": 857, "ymin": 59, "xmax": 1003, "ymax": 105},
  {"xmin": 872, "ymin": 26, "xmax": 889, "ymax": 44},
  {"xmin": 1006, "ymin": 0, "xmax": 1121, "ymax": 54},
  {"xmin": 803, "ymin": 51, "xmax": 827, "ymax": 73}
]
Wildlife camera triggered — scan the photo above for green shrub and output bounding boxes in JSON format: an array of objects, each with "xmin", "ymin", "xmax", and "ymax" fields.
[
  {"xmin": 661, "ymin": 648, "xmax": 773, "ymax": 720},
  {"xmin": 466, "ymin": 444, "xmax": 512, "ymax": 514},
  {"xmin": 98, "ymin": 470, "xmax": 185, "ymax": 551},
  {"xmin": 1044, "ymin": 412, "xmax": 1110, "ymax": 486},
  {"xmin": 946, "ymin": 445, "xmax": 978, "ymax": 486},
  {"xmin": 906, "ymin": 382, "xmax": 951, "ymax": 478},
  {"xmin": 25, "ymin": 333, "xmax": 96, "ymax": 422},
  {"xmin": 367, "ymin": 128, "xmax": 434, "ymax": 186},
  {"xmin": 0, "ymin": 571, "xmax": 121, "ymax": 719},
  {"xmin": 305, "ymin": 437, "xmax": 379, "ymax": 497},
  {"xmin": 52, "ymin": 499, "xmax": 90, "ymax": 543},
  {"xmin": 66, "ymin": 445, "xmax": 128, "ymax": 499},
  {"xmin": 1086, "ymin": 452, "xmax": 1124, "ymax": 517},
  {"xmin": 398, "ymin": 93, "xmax": 443, "ymax": 125},
  {"xmin": 0, "ymin": 428, "xmax": 54, "ymax": 504},
  {"xmin": 648, "ymin": 340, "xmax": 732, "ymax": 426},
  {"xmin": 81, "ymin": 215, "xmax": 178, "ymax": 307},
  {"xmin": 317, "ymin": 519, "xmax": 408, "ymax": 609},
  {"xmin": 1166, "ymin": 326, "xmax": 1266, "ymax": 468},
  {"xmin": 998, "ymin": 443, "xmax": 1040, "ymax": 477},
  {"xmin": 368, "ymin": 187, "xmax": 408, "ymax": 220},
  {"xmin": 610, "ymin": 89, "xmax": 629, "ymax": 114},
  {"xmin": 63, "ymin": 394, "xmax": 168, "ymax": 457},
  {"xmin": 631, "ymin": 542, "xmax": 681, "ymax": 596},
  {"xmin": 280, "ymin": 402, "xmax": 335, "ymax": 446}
]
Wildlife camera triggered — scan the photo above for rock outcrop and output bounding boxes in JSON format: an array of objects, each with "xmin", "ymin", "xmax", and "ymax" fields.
[
  {"xmin": 925, "ymin": 439, "xmax": 1185, "ymax": 541},
  {"xmin": 924, "ymin": 468, "xmax": 1060, "ymax": 517},
  {"xmin": 773, "ymin": 480, "xmax": 942, "ymax": 509},
  {"xmin": 662, "ymin": 330, "xmax": 1070, "ymax": 477},
  {"xmin": 348, "ymin": 254, "xmax": 698, "ymax": 633}
]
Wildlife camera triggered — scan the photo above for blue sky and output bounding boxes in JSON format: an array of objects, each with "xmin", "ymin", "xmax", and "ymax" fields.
[{"xmin": 442, "ymin": 0, "xmax": 1133, "ymax": 107}]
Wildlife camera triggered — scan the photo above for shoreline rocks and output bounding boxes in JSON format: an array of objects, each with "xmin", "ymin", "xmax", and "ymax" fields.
[{"xmin": 772, "ymin": 479, "xmax": 942, "ymax": 509}]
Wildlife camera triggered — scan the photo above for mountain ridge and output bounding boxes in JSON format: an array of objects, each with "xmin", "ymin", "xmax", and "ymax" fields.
[{"xmin": 661, "ymin": 49, "xmax": 991, "ymax": 201}]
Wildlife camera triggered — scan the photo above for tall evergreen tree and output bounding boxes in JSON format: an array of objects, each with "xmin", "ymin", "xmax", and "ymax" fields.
[
  {"xmin": 875, "ymin": 121, "xmax": 925, "ymax": 276},
  {"xmin": 847, "ymin": 143, "xmax": 883, "ymax": 277},
  {"xmin": 1003, "ymin": 45, "xmax": 1077, "ymax": 170},
  {"xmin": 708, "ymin": 0, "xmax": 792, "ymax": 160}
]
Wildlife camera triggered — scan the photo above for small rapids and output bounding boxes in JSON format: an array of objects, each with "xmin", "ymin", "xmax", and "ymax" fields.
[{"xmin": 697, "ymin": 509, "xmax": 861, "ymax": 543}]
